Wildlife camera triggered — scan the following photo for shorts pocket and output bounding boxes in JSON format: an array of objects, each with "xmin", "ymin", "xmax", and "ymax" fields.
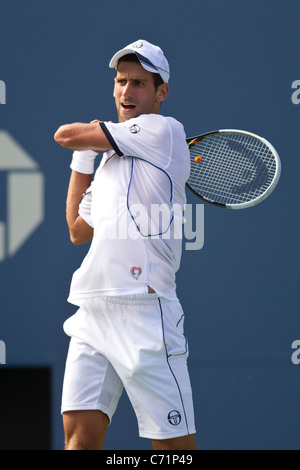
[{"xmin": 161, "ymin": 302, "xmax": 189, "ymax": 359}]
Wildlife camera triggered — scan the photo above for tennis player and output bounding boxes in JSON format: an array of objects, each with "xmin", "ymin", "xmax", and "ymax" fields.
[{"xmin": 54, "ymin": 39, "xmax": 196, "ymax": 450}]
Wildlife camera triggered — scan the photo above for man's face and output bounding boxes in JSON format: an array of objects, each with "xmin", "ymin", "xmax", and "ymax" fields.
[{"xmin": 113, "ymin": 61, "xmax": 168, "ymax": 123}]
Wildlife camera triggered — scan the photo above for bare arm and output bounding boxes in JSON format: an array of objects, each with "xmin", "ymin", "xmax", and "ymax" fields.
[
  {"xmin": 66, "ymin": 171, "xmax": 94, "ymax": 245},
  {"xmin": 54, "ymin": 121, "xmax": 113, "ymax": 152},
  {"xmin": 55, "ymin": 120, "xmax": 112, "ymax": 244}
]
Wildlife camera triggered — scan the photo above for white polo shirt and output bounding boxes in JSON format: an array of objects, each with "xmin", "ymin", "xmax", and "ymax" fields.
[{"xmin": 67, "ymin": 113, "xmax": 190, "ymax": 305}]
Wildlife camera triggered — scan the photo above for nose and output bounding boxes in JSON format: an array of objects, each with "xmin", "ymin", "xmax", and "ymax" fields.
[{"xmin": 122, "ymin": 81, "xmax": 133, "ymax": 99}]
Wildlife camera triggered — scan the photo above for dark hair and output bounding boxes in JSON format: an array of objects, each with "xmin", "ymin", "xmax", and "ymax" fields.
[{"xmin": 117, "ymin": 54, "xmax": 164, "ymax": 90}]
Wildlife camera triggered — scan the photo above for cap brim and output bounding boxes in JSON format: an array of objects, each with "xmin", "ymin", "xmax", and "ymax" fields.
[{"xmin": 109, "ymin": 48, "xmax": 136, "ymax": 68}]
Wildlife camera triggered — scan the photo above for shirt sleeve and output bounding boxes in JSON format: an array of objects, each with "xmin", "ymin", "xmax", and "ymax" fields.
[{"xmin": 99, "ymin": 115, "xmax": 173, "ymax": 169}]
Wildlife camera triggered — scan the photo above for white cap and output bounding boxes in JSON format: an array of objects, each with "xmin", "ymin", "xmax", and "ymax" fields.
[{"xmin": 109, "ymin": 39, "xmax": 170, "ymax": 83}]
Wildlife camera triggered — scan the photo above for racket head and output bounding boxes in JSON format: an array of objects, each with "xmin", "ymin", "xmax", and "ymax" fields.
[{"xmin": 186, "ymin": 129, "xmax": 281, "ymax": 209}]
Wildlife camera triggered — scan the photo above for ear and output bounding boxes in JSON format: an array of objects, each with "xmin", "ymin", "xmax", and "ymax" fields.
[{"xmin": 156, "ymin": 83, "xmax": 169, "ymax": 103}]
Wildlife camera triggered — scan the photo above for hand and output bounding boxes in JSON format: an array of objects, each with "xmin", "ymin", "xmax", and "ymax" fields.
[{"xmin": 90, "ymin": 119, "xmax": 113, "ymax": 123}]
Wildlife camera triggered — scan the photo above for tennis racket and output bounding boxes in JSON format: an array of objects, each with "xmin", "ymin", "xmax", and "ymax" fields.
[{"xmin": 186, "ymin": 129, "xmax": 281, "ymax": 209}]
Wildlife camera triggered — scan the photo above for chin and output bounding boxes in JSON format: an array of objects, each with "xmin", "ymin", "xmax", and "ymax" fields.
[{"xmin": 119, "ymin": 112, "xmax": 138, "ymax": 123}]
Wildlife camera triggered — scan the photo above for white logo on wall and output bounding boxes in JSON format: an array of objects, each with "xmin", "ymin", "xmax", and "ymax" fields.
[{"xmin": 0, "ymin": 130, "xmax": 44, "ymax": 262}]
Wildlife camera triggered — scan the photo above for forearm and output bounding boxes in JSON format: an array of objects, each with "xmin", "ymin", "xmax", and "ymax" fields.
[
  {"xmin": 66, "ymin": 171, "xmax": 94, "ymax": 245},
  {"xmin": 54, "ymin": 121, "xmax": 112, "ymax": 152}
]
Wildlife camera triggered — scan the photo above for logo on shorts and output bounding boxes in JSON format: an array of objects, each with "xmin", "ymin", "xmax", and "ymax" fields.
[
  {"xmin": 129, "ymin": 124, "xmax": 140, "ymax": 134},
  {"xmin": 168, "ymin": 410, "xmax": 181, "ymax": 426},
  {"xmin": 130, "ymin": 266, "xmax": 142, "ymax": 280}
]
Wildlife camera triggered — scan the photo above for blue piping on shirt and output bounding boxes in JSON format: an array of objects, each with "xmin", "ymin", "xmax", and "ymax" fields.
[{"xmin": 127, "ymin": 156, "xmax": 174, "ymax": 238}]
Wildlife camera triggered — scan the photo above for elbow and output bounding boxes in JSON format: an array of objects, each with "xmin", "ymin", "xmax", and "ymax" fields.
[
  {"xmin": 69, "ymin": 230, "xmax": 92, "ymax": 246},
  {"xmin": 54, "ymin": 125, "xmax": 72, "ymax": 148},
  {"xmin": 67, "ymin": 217, "xmax": 94, "ymax": 245},
  {"xmin": 70, "ymin": 232, "xmax": 84, "ymax": 245}
]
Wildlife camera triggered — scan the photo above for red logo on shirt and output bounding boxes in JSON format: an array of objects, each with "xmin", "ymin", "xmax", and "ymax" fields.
[{"xmin": 130, "ymin": 266, "xmax": 142, "ymax": 279}]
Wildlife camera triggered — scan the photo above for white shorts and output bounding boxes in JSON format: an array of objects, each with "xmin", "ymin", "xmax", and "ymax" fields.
[{"xmin": 61, "ymin": 294, "xmax": 196, "ymax": 440}]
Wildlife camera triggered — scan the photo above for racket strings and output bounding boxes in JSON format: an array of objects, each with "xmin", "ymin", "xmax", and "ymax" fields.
[{"xmin": 188, "ymin": 133, "xmax": 277, "ymax": 205}]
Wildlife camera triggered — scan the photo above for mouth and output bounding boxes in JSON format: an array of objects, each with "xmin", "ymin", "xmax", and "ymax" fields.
[{"xmin": 121, "ymin": 103, "xmax": 136, "ymax": 111}]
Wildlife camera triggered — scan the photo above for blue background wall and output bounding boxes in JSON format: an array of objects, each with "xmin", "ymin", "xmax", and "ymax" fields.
[{"xmin": 0, "ymin": 0, "xmax": 299, "ymax": 449}]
